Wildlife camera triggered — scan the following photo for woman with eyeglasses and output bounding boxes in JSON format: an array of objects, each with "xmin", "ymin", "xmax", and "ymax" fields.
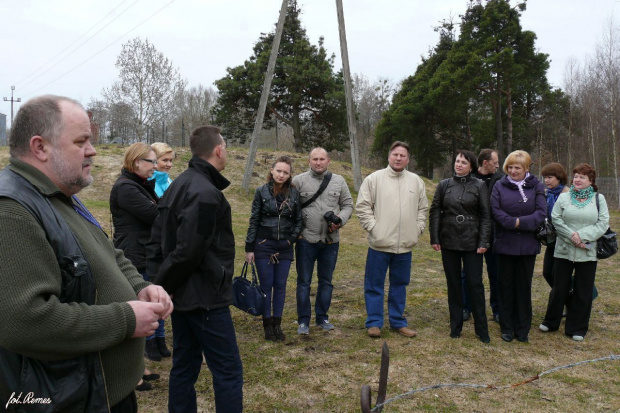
[
  {"xmin": 110, "ymin": 142, "xmax": 160, "ymax": 391},
  {"xmin": 245, "ymin": 155, "xmax": 302, "ymax": 342}
]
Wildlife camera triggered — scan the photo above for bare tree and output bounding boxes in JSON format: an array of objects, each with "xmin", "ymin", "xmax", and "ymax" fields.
[{"xmin": 102, "ymin": 37, "xmax": 186, "ymax": 141}]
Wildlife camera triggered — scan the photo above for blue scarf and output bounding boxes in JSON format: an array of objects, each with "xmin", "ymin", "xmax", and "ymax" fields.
[{"xmin": 546, "ymin": 184, "xmax": 564, "ymax": 220}]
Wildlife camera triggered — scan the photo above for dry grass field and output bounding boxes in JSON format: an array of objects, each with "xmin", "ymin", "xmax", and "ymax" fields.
[{"xmin": 1, "ymin": 145, "xmax": 619, "ymax": 412}]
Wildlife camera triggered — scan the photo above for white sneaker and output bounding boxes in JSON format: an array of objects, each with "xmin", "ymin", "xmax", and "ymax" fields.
[
  {"xmin": 539, "ymin": 324, "xmax": 550, "ymax": 332},
  {"xmin": 572, "ymin": 335, "xmax": 584, "ymax": 342},
  {"xmin": 297, "ymin": 323, "xmax": 309, "ymax": 335}
]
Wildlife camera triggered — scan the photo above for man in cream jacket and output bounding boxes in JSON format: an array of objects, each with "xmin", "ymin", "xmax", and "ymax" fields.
[{"xmin": 356, "ymin": 141, "xmax": 428, "ymax": 338}]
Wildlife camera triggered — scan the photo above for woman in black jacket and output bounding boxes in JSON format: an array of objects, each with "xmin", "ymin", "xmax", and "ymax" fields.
[
  {"xmin": 430, "ymin": 150, "xmax": 492, "ymax": 343},
  {"xmin": 245, "ymin": 155, "xmax": 302, "ymax": 342},
  {"xmin": 110, "ymin": 143, "xmax": 166, "ymax": 390}
]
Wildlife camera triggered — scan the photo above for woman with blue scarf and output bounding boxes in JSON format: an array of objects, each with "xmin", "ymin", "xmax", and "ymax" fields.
[
  {"xmin": 539, "ymin": 164, "xmax": 609, "ymax": 341},
  {"xmin": 150, "ymin": 142, "xmax": 175, "ymax": 197},
  {"xmin": 541, "ymin": 163, "xmax": 569, "ymax": 288}
]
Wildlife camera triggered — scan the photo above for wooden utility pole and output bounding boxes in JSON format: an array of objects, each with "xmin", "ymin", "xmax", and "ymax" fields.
[
  {"xmin": 241, "ymin": 0, "xmax": 288, "ymax": 191},
  {"xmin": 335, "ymin": 0, "xmax": 362, "ymax": 191},
  {"xmin": 3, "ymin": 86, "xmax": 21, "ymax": 140}
]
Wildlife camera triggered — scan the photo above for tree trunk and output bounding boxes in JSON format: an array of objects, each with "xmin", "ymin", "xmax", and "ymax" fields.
[
  {"xmin": 505, "ymin": 83, "xmax": 513, "ymax": 154},
  {"xmin": 292, "ymin": 104, "xmax": 302, "ymax": 153},
  {"xmin": 494, "ymin": 77, "xmax": 503, "ymax": 158}
]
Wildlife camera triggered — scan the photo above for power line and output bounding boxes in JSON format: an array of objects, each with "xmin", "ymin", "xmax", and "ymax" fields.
[
  {"xmin": 15, "ymin": 0, "xmax": 137, "ymax": 87},
  {"xmin": 21, "ymin": 0, "xmax": 178, "ymax": 98}
]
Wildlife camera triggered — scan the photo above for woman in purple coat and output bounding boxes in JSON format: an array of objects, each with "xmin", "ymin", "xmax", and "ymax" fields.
[{"xmin": 491, "ymin": 150, "xmax": 546, "ymax": 343}]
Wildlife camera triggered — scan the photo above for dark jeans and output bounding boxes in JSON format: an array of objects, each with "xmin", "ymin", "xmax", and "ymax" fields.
[
  {"xmin": 497, "ymin": 254, "xmax": 536, "ymax": 340},
  {"xmin": 110, "ymin": 391, "xmax": 137, "ymax": 413},
  {"xmin": 461, "ymin": 248, "xmax": 499, "ymax": 316},
  {"xmin": 255, "ymin": 257, "xmax": 291, "ymax": 318},
  {"xmin": 543, "ymin": 258, "xmax": 597, "ymax": 337},
  {"xmin": 442, "ymin": 249, "xmax": 488, "ymax": 338},
  {"xmin": 364, "ymin": 248, "xmax": 411, "ymax": 329},
  {"xmin": 169, "ymin": 308, "xmax": 243, "ymax": 413},
  {"xmin": 295, "ymin": 239, "xmax": 339, "ymax": 325}
]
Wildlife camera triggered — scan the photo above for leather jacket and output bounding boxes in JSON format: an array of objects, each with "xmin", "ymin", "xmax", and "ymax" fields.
[
  {"xmin": 429, "ymin": 174, "xmax": 491, "ymax": 251},
  {"xmin": 245, "ymin": 182, "xmax": 302, "ymax": 252}
]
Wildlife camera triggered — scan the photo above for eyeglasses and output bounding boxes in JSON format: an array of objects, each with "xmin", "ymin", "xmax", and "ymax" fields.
[{"xmin": 141, "ymin": 158, "xmax": 157, "ymax": 165}]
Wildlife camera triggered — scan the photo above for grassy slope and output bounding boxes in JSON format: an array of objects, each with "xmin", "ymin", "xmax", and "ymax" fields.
[{"xmin": 1, "ymin": 146, "xmax": 619, "ymax": 412}]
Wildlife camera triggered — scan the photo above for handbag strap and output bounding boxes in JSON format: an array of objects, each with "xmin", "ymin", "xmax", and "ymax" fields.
[
  {"xmin": 241, "ymin": 261, "xmax": 260, "ymax": 284},
  {"xmin": 301, "ymin": 172, "xmax": 332, "ymax": 209}
]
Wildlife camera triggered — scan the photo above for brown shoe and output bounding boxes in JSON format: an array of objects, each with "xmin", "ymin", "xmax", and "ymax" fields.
[
  {"xmin": 367, "ymin": 327, "xmax": 381, "ymax": 338},
  {"xmin": 394, "ymin": 327, "xmax": 417, "ymax": 338}
]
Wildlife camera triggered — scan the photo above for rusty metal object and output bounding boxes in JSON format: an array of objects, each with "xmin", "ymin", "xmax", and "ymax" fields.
[{"xmin": 360, "ymin": 342, "xmax": 390, "ymax": 412}]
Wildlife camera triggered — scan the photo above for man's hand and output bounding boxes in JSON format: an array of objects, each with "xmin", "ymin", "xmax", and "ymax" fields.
[
  {"xmin": 128, "ymin": 301, "xmax": 166, "ymax": 338},
  {"xmin": 137, "ymin": 285, "xmax": 173, "ymax": 320},
  {"xmin": 432, "ymin": 244, "xmax": 441, "ymax": 251},
  {"xmin": 329, "ymin": 223, "xmax": 341, "ymax": 232}
]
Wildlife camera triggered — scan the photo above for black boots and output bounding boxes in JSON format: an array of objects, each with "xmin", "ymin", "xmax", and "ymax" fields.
[
  {"xmin": 263, "ymin": 317, "xmax": 276, "ymax": 341},
  {"xmin": 156, "ymin": 337, "xmax": 171, "ymax": 357},
  {"xmin": 145, "ymin": 338, "xmax": 161, "ymax": 361},
  {"xmin": 272, "ymin": 317, "xmax": 286, "ymax": 342}
]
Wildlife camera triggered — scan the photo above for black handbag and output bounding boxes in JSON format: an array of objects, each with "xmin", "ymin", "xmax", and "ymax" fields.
[
  {"xmin": 595, "ymin": 193, "xmax": 617, "ymax": 259},
  {"xmin": 535, "ymin": 218, "xmax": 556, "ymax": 246},
  {"xmin": 232, "ymin": 262, "xmax": 266, "ymax": 316}
]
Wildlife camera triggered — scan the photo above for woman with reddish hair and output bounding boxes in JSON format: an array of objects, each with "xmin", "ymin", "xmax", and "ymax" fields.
[{"xmin": 539, "ymin": 163, "xmax": 609, "ymax": 341}]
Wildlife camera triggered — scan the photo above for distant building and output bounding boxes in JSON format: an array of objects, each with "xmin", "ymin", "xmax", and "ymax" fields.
[{"xmin": 0, "ymin": 113, "xmax": 6, "ymax": 146}]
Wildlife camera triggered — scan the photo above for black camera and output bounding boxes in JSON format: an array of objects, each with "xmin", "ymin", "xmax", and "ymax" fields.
[{"xmin": 323, "ymin": 211, "xmax": 342, "ymax": 232}]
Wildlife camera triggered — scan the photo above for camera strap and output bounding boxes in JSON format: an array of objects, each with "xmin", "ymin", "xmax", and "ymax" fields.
[{"xmin": 301, "ymin": 172, "xmax": 332, "ymax": 209}]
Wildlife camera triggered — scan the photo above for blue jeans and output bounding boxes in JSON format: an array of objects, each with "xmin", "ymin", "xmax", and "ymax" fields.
[
  {"xmin": 141, "ymin": 272, "xmax": 165, "ymax": 339},
  {"xmin": 364, "ymin": 248, "xmax": 411, "ymax": 329},
  {"xmin": 169, "ymin": 308, "xmax": 243, "ymax": 413},
  {"xmin": 255, "ymin": 258, "xmax": 291, "ymax": 318},
  {"xmin": 295, "ymin": 239, "xmax": 339, "ymax": 325}
]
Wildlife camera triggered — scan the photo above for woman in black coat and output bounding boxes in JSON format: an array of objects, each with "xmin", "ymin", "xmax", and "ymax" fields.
[
  {"xmin": 430, "ymin": 150, "xmax": 492, "ymax": 343},
  {"xmin": 245, "ymin": 155, "xmax": 302, "ymax": 342},
  {"xmin": 110, "ymin": 143, "xmax": 166, "ymax": 390}
]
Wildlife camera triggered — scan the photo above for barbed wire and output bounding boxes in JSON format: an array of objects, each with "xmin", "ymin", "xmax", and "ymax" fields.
[{"xmin": 370, "ymin": 353, "xmax": 620, "ymax": 411}]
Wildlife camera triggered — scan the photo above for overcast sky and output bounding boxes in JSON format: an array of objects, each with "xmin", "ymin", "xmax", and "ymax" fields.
[{"xmin": 1, "ymin": 0, "xmax": 618, "ymax": 125}]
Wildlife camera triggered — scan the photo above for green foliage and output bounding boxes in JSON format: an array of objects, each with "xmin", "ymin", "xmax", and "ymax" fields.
[
  {"xmin": 374, "ymin": 0, "xmax": 557, "ymax": 175},
  {"xmin": 214, "ymin": 0, "xmax": 347, "ymax": 152}
]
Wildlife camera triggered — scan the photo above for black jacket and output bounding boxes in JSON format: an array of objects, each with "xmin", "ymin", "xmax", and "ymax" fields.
[
  {"xmin": 429, "ymin": 174, "xmax": 491, "ymax": 251},
  {"xmin": 110, "ymin": 169, "xmax": 158, "ymax": 271},
  {"xmin": 147, "ymin": 157, "xmax": 235, "ymax": 312},
  {"xmin": 245, "ymin": 182, "xmax": 302, "ymax": 252}
]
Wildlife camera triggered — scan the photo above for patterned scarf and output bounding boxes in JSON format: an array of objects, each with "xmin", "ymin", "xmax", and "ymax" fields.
[
  {"xmin": 570, "ymin": 185, "xmax": 595, "ymax": 208},
  {"xmin": 546, "ymin": 184, "xmax": 564, "ymax": 220},
  {"xmin": 507, "ymin": 172, "xmax": 530, "ymax": 202}
]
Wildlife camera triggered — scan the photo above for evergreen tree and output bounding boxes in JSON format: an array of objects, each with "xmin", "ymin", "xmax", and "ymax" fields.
[{"xmin": 214, "ymin": 0, "xmax": 347, "ymax": 152}]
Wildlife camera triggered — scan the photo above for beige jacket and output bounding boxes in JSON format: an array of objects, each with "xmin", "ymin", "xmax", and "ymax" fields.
[{"xmin": 356, "ymin": 166, "xmax": 428, "ymax": 253}]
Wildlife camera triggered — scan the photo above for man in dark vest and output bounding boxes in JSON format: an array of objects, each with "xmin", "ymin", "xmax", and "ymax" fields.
[{"xmin": 0, "ymin": 95, "xmax": 173, "ymax": 413}]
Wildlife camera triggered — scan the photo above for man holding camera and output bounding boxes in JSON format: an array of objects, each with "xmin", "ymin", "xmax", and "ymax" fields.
[{"xmin": 293, "ymin": 148, "xmax": 353, "ymax": 335}]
